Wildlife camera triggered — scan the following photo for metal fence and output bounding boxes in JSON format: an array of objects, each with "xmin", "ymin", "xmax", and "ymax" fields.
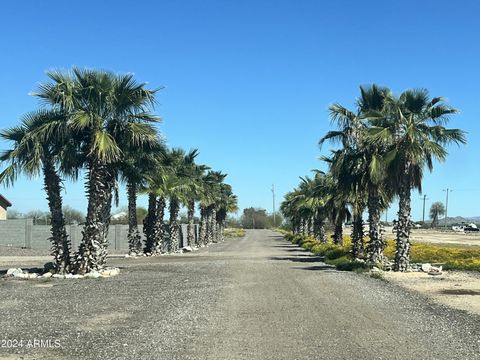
[{"xmin": 0, "ymin": 219, "xmax": 198, "ymax": 252}]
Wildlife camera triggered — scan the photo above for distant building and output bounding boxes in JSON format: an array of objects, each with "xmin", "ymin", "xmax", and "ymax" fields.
[{"xmin": 0, "ymin": 195, "xmax": 12, "ymax": 220}]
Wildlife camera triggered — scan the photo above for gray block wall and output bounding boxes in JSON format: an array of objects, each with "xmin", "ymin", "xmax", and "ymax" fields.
[{"xmin": 0, "ymin": 220, "xmax": 199, "ymax": 252}]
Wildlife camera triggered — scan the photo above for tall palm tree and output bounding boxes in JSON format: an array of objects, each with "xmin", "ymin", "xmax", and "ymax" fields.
[
  {"xmin": 34, "ymin": 68, "xmax": 161, "ymax": 273},
  {"xmin": 215, "ymin": 183, "xmax": 238, "ymax": 242},
  {"xmin": 119, "ymin": 144, "xmax": 164, "ymax": 255},
  {"xmin": 369, "ymin": 89, "xmax": 466, "ymax": 271},
  {"xmin": 320, "ymin": 102, "xmax": 367, "ymax": 258},
  {"xmin": 429, "ymin": 202, "xmax": 445, "ymax": 227},
  {"xmin": 280, "ymin": 192, "xmax": 302, "ymax": 234},
  {"xmin": 141, "ymin": 153, "xmax": 180, "ymax": 255},
  {"xmin": 198, "ymin": 171, "xmax": 226, "ymax": 245},
  {"xmin": 165, "ymin": 148, "xmax": 198, "ymax": 252},
  {"xmin": 0, "ymin": 110, "xmax": 80, "ymax": 273},
  {"xmin": 183, "ymin": 162, "xmax": 209, "ymax": 247},
  {"xmin": 321, "ymin": 85, "xmax": 392, "ymax": 260}
]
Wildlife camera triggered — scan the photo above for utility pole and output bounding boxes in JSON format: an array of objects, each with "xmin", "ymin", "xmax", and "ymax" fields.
[
  {"xmin": 271, "ymin": 184, "xmax": 276, "ymax": 227},
  {"xmin": 443, "ymin": 189, "xmax": 452, "ymax": 229},
  {"xmin": 420, "ymin": 194, "xmax": 428, "ymax": 223}
]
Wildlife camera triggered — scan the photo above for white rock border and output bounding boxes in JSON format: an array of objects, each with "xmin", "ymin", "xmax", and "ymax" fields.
[{"xmin": 3, "ymin": 267, "xmax": 121, "ymax": 280}]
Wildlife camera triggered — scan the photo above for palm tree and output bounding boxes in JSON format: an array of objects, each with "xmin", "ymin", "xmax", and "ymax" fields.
[
  {"xmin": 0, "ymin": 109, "xmax": 79, "ymax": 273},
  {"xmin": 429, "ymin": 202, "xmax": 445, "ymax": 227},
  {"xmin": 199, "ymin": 171, "xmax": 226, "ymax": 245},
  {"xmin": 141, "ymin": 154, "xmax": 180, "ymax": 255},
  {"xmin": 320, "ymin": 101, "xmax": 367, "ymax": 258},
  {"xmin": 183, "ymin": 162, "xmax": 209, "ymax": 247},
  {"xmin": 34, "ymin": 68, "xmax": 161, "ymax": 273},
  {"xmin": 119, "ymin": 145, "xmax": 163, "ymax": 255},
  {"xmin": 318, "ymin": 172, "xmax": 350, "ymax": 245},
  {"xmin": 369, "ymin": 89, "xmax": 466, "ymax": 271},
  {"xmin": 326, "ymin": 148, "xmax": 367, "ymax": 258},
  {"xmin": 321, "ymin": 85, "xmax": 393, "ymax": 260},
  {"xmin": 280, "ymin": 192, "xmax": 302, "ymax": 234},
  {"xmin": 215, "ymin": 184, "xmax": 238, "ymax": 242},
  {"xmin": 164, "ymin": 148, "xmax": 198, "ymax": 252}
]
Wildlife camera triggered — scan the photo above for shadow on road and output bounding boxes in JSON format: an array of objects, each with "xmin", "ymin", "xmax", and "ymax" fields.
[
  {"xmin": 294, "ymin": 265, "xmax": 336, "ymax": 271},
  {"xmin": 269, "ymin": 256, "xmax": 326, "ymax": 263}
]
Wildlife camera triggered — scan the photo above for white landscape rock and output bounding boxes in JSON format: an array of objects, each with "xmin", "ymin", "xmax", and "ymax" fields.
[
  {"xmin": 84, "ymin": 271, "xmax": 101, "ymax": 279},
  {"xmin": 428, "ymin": 265, "xmax": 443, "ymax": 276},
  {"xmin": 421, "ymin": 263, "xmax": 432, "ymax": 273},
  {"xmin": 28, "ymin": 273, "xmax": 39, "ymax": 279},
  {"xmin": 52, "ymin": 274, "xmax": 65, "ymax": 279},
  {"xmin": 6, "ymin": 268, "xmax": 23, "ymax": 276},
  {"xmin": 100, "ymin": 268, "xmax": 120, "ymax": 277},
  {"xmin": 182, "ymin": 246, "xmax": 193, "ymax": 252},
  {"xmin": 13, "ymin": 272, "xmax": 29, "ymax": 279},
  {"xmin": 41, "ymin": 272, "xmax": 53, "ymax": 278}
]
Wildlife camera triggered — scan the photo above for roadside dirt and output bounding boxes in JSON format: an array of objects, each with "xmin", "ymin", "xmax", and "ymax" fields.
[{"xmin": 383, "ymin": 270, "xmax": 480, "ymax": 316}]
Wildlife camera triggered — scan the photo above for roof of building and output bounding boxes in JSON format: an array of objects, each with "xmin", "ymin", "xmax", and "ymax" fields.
[{"xmin": 0, "ymin": 195, "xmax": 12, "ymax": 208}]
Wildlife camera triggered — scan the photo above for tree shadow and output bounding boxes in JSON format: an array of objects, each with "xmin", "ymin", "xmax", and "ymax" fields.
[
  {"xmin": 294, "ymin": 265, "xmax": 336, "ymax": 271},
  {"xmin": 269, "ymin": 256, "xmax": 326, "ymax": 263}
]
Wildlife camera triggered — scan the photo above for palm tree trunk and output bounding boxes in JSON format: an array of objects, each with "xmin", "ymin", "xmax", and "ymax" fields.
[
  {"xmin": 75, "ymin": 160, "xmax": 113, "ymax": 273},
  {"xmin": 366, "ymin": 191, "xmax": 385, "ymax": 264},
  {"xmin": 313, "ymin": 216, "xmax": 326, "ymax": 243},
  {"xmin": 351, "ymin": 212, "xmax": 364, "ymax": 259},
  {"xmin": 307, "ymin": 217, "xmax": 313, "ymax": 237},
  {"xmin": 301, "ymin": 218, "xmax": 306, "ymax": 236},
  {"xmin": 205, "ymin": 206, "xmax": 212, "ymax": 244},
  {"xmin": 42, "ymin": 158, "xmax": 71, "ymax": 274},
  {"xmin": 199, "ymin": 206, "xmax": 207, "ymax": 246},
  {"xmin": 333, "ymin": 223, "xmax": 343, "ymax": 246},
  {"xmin": 143, "ymin": 193, "xmax": 157, "ymax": 253},
  {"xmin": 127, "ymin": 180, "xmax": 142, "ymax": 254},
  {"xmin": 169, "ymin": 198, "xmax": 180, "ymax": 252},
  {"xmin": 219, "ymin": 220, "xmax": 225, "ymax": 242},
  {"xmin": 187, "ymin": 200, "xmax": 195, "ymax": 247},
  {"xmin": 152, "ymin": 196, "xmax": 165, "ymax": 254},
  {"xmin": 208, "ymin": 207, "xmax": 217, "ymax": 243},
  {"xmin": 394, "ymin": 177, "xmax": 411, "ymax": 272}
]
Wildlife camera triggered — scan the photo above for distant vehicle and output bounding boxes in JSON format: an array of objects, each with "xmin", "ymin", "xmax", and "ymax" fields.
[
  {"xmin": 452, "ymin": 223, "xmax": 479, "ymax": 232},
  {"xmin": 464, "ymin": 224, "xmax": 479, "ymax": 232}
]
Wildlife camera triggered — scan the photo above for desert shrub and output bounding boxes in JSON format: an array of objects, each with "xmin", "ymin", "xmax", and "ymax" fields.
[
  {"xmin": 224, "ymin": 228, "xmax": 246, "ymax": 238},
  {"xmin": 324, "ymin": 247, "xmax": 348, "ymax": 260},
  {"xmin": 333, "ymin": 259, "xmax": 370, "ymax": 272}
]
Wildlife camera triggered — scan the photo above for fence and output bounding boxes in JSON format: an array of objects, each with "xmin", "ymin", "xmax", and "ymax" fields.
[{"xmin": 0, "ymin": 219, "xmax": 198, "ymax": 252}]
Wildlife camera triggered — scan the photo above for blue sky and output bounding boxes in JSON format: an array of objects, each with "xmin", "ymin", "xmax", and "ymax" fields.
[{"xmin": 0, "ymin": 0, "xmax": 479, "ymax": 220}]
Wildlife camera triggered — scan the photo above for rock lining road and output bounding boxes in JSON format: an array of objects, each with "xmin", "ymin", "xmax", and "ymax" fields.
[{"xmin": 0, "ymin": 229, "xmax": 479, "ymax": 359}]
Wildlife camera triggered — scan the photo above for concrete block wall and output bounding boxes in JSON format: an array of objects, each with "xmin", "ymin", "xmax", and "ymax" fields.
[{"xmin": 0, "ymin": 219, "xmax": 199, "ymax": 252}]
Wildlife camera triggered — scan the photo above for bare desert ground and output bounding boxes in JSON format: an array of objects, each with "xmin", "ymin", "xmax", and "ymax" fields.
[
  {"xmin": 383, "ymin": 227, "xmax": 480, "ymax": 247},
  {"xmin": 381, "ymin": 228, "xmax": 480, "ymax": 316}
]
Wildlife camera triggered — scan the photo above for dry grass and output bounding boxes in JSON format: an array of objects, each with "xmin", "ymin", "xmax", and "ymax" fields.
[{"xmin": 224, "ymin": 228, "xmax": 246, "ymax": 238}]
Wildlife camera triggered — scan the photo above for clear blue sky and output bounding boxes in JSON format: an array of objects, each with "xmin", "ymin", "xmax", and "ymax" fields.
[{"xmin": 0, "ymin": 0, "xmax": 479, "ymax": 220}]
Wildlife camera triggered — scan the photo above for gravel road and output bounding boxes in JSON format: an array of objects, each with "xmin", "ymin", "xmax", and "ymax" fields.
[{"xmin": 0, "ymin": 229, "xmax": 479, "ymax": 359}]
